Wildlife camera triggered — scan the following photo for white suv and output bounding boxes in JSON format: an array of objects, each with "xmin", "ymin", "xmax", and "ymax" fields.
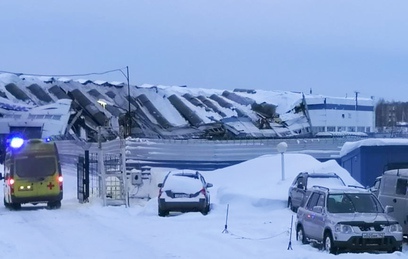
[
  {"xmin": 157, "ymin": 171, "xmax": 212, "ymax": 216},
  {"xmin": 296, "ymin": 185, "xmax": 403, "ymax": 254}
]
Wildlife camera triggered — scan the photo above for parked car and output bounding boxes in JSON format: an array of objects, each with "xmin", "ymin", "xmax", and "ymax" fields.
[
  {"xmin": 288, "ymin": 172, "xmax": 346, "ymax": 212},
  {"xmin": 296, "ymin": 185, "xmax": 403, "ymax": 254},
  {"xmin": 369, "ymin": 168, "xmax": 408, "ymax": 236},
  {"xmin": 157, "ymin": 171, "xmax": 213, "ymax": 217}
]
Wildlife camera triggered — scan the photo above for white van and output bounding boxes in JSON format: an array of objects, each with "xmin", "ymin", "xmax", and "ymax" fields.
[{"xmin": 371, "ymin": 168, "xmax": 408, "ymax": 236}]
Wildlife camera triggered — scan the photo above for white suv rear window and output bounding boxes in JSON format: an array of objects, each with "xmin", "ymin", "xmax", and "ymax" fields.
[{"xmin": 163, "ymin": 175, "xmax": 203, "ymax": 193}]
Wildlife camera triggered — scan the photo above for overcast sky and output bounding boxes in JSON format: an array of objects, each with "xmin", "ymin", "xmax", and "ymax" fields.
[{"xmin": 1, "ymin": 1, "xmax": 407, "ymax": 101}]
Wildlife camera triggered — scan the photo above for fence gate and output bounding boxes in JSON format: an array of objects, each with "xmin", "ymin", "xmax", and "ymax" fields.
[
  {"xmin": 77, "ymin": 150, "xmax": 90, "ymax": 203},
  {"xmin": 76, "ymin": 135, "xmax": 128, "ymax": 207},
  {"xmin": 102, "ymin": 152, "xmax": 128, "ymax": 206},
  {"xmin": 77, "ymin": 151, "xmax": 100, "ymax": 203}
]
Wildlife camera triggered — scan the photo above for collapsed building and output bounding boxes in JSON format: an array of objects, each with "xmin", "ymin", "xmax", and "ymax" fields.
[{"xmin": 0, "ymin": 73, "xmax": 374, "ymax": 142}]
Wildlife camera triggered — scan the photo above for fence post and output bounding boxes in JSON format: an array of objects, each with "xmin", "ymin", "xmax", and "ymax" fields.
[
  {"xmin": 98, "ymin": 126, "xmax": 107, "ymax": 206},
  {"xmin": 121, "ymin": 133, "xmax": 129, "ymax": 208},
  {"xmin": 84, "ymin": 149, "xmax": 90, "ymax": 202}
]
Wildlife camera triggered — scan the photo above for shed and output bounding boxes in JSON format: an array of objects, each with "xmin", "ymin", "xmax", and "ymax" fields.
[{"xmin": 340, "ymin": 139, "xmax": 408, "ymax": 187}]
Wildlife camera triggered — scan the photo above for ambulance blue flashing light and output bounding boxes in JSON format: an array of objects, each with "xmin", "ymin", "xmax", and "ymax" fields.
[{"xmin": 9, "ymin": 137, "xmax": 24, "ymax": 149}]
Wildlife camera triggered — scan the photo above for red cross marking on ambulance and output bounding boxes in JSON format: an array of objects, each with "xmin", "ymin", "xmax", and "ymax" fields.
[{"xmin": 47, "ymin": 182, "xmax": 55, "ymax": 190}]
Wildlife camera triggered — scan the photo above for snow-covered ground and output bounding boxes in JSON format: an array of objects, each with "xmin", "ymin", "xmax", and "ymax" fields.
[{"xmin": 0, "ymin": 154, "xmax": 407, "ymax": 259}]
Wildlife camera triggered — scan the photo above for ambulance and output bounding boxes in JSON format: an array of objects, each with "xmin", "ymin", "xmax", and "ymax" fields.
[{"xmin": 0, "ymin": 137, "xmax": 63, "ymax": 209}]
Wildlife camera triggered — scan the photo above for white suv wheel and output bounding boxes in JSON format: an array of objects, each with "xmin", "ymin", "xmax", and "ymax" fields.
[
  {"xmin": 324, "ymin": 232, "xmax": 337, "ymax": 254},
  {"xmin": 296, "ymin": 226, "xmax": 308, "ymax": 244},
  {"xmin": 324, "ymin": 236, "xmax": 331, "ymax": 252}
]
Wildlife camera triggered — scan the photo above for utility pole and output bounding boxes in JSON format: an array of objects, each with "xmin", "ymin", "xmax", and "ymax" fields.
[{"xmin": 355, "ymin": 91, "xmax": 359, "ymax": 132}]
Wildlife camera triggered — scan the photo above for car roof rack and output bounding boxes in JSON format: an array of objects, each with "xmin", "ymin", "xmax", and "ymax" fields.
[
  {"xmin": 347, "ymin": 185, "xmax": 366, "ymax": 189},
  {"xmin": 311, "ymin": 185, "xmax": 330, "ymax": 191}
]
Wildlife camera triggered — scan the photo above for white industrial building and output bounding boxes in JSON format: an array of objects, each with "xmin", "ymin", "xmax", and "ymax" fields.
[{"xmin": 305, "ymin": 95, "xmax": 374, "ymax": 135}]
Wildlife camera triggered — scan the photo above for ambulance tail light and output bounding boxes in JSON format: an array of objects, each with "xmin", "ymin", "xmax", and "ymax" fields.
[
  {"xmin": 58, "ymin": 176, "xmax": 63, "ymax": 191},
  {"xmin": 7, "ymin": 178, "xmax": 15, "ymax": 194}
]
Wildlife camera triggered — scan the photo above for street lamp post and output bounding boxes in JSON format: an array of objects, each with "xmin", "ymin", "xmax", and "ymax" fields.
[
  {"xmin": 126, "ymin": 66, "xmax": 131, "ymax": 137},
  {"xmin": 97, "ymin": 66, "xmax": 132, "ymax": 137},
  {"xmin": 277, "ymin": 142, "xmax": 288, "ymax": 181}
]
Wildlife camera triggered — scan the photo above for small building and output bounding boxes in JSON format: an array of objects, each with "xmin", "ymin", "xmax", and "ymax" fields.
[
  {"xmin": 305, "ymin": 95, "xmax": 375, "ymax": 135},
  {"xmin": 339, "ymin": 139, "xmax": 408, "ymax": 187}
]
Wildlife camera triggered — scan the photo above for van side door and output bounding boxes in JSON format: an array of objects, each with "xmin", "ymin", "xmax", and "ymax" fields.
[
  {"xmin": 379, "ymin": 176, "xmax": 407, "ymax": 234},
  {"xmin": 394, "ymin": 178, "xmax": 408, "ymax": 234}
]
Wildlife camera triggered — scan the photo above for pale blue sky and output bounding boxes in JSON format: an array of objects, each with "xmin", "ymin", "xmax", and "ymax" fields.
[{"xmin": 1, "ymin": 0, "xmax": 407, "ymax": 101}]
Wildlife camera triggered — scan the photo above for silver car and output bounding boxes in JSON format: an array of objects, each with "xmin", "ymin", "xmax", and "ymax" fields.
[{"xmin": 296, "ymin": 186, "xmax": 403, "ymax": 254}]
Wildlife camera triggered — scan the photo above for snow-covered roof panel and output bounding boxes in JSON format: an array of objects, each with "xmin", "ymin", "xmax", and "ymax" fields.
[{"xmin": 340, "ymin": 138, "xmax": 408, "ymax": 157}]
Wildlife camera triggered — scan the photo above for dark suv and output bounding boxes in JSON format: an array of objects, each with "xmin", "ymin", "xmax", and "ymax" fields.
[
  {"xmin": 288, "ymin": 172, "xmax": 345, "ymax": 212},
  {"xmin": 296, "ymin": 186, "xmax": 403, "ymax": 254}
]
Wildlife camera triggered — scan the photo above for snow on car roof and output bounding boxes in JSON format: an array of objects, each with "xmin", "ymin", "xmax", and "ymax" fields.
[
  {"xmin": 307, "ymin": 177, "xmax": 346, "ymax": 188},
  {"xmin": 162, "ymin": 171, "xmax": 204, "ymax": 193},
  {"xmin": 308, "ymin": 172, "xmax": 339, "ymax": 178},
  {"xmin": 312, "ymin": 185, "xmax": 370, "ymax": 194}
]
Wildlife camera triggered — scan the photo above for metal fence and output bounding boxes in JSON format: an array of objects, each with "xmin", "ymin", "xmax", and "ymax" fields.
[{"xmin": 60, "ymin": 136, "xmax": 364, "ymax": 173}]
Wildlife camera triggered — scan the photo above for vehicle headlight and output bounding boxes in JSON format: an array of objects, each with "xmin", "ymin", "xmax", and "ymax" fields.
[
  {"xmin": 335, "ymin": 224, "xmax": 353, "ymax": 234},
  {"xmin": 389, "ymin": 223, "xmax": 403, "ymax": 233}
]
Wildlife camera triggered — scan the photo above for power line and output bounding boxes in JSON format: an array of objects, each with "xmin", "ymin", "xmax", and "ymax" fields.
[{"xmin": 0, "ymin": 67, "xmax": 128, "ymax": 78}]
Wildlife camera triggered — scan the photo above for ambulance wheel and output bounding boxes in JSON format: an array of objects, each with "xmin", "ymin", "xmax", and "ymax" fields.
[
  {"xmin": 158, "ymin": 208, "xmax": 169, "ymax": 217},
  {"xmin": 47, "ymin": 201, "xmax": 61, "ymax": 209},
  {"xmin": 3, "ymin": 198, "xmax": 10, "ymax": 209},
  {"xmin": 10, "ymin": 203, "xmax": 21, "ymax": 210},
  {"xmin": 4, "ymin": 198, "xmax": 20, "ymax": 210}
]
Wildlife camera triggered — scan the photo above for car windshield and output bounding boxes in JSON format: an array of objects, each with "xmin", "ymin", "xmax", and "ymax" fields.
[
  {"xmin": 307, "ymin": 176, "xmax": 345, "ymax": 188},
  {"xmin": 327, "ymin": 193, "xmax": 383, "ymax": 213}
]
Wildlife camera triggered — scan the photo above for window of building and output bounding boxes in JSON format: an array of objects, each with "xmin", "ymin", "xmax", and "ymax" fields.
[
  {"xmin": 337, "ymin": 126, "xmax": 346, "ymax": 132},
  {"xmin": 313, "ymin": 126, "xmax": 325, "ymax": 133},
  {"xmin": 348, "ymin": 127, "xmax": 356, "ymax": 132},
  {"xmin": 327, "ymin": 126, "xmax": 335, "ymax": 132},
  {"xmin": 357, "ymin": 127, "xmax": 365, "ymax": 132}
]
